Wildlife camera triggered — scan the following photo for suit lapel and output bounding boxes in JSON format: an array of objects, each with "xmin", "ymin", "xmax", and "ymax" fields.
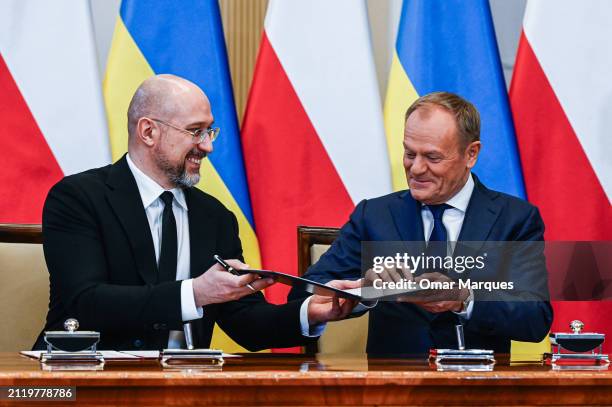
[
  {"xmin": 388, "ymin": 191, "xmax": 425, "ymax": 242},
  {"xmin": 457, "ymin": 175, "xmax": 502, "ymax": 245},
  {"xmin": 451, "ymin": 176, "xmax": 503, "ymax": 283},
  {"xmin": 184, "ymin": 189, "xmax": 216, "ymax": 279},
  {"xmin": 105, "ymin": 155, "xmax": 158, "ymax": 284}
]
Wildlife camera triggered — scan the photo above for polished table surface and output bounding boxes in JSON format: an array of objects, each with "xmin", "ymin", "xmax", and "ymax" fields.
[{"xmin": 1, "ymin": 352, "xmax": 611, "ymax": 406}]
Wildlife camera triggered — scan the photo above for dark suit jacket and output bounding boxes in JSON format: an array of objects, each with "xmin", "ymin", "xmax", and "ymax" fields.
[
  {"xmin": 289, "ymin": 175, "xmax": 553, "ymax": 355},
  {"xmin": 34, "ymin": 155, "xmax": 312, "ymax": 351}
]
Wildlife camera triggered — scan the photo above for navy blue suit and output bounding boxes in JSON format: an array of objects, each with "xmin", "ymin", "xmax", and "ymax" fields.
[{"xmin": 289, "ymin": 175, "xmax": 552, "ymax": 355}]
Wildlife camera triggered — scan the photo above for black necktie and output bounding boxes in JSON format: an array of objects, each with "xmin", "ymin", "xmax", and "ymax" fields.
[
  {"xmin": 158, "ymin": 191, "xmax": 177, "ymax": 283},
  {"xmin": 425, "ymin": 203, "xmax": 451, "ymax": 271}
]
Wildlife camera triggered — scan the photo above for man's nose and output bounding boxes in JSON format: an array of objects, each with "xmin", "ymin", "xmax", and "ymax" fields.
[
  {"xmin": 410, "ymin": 156, "xmax": 427, "ymax": 174},
  {"xmin": 197, "ymin": 139, "xmax": 213, "ymax": 154}
]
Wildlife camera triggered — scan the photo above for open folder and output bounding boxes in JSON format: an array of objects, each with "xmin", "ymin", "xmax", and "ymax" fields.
[{"xmin": 238, "ymin": 269, "xmax": 425, "ymax": 301}]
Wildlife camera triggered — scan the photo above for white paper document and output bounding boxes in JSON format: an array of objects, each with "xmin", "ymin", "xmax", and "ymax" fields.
[{"xmin": 21, "ymin": 350, "xmax": 240, "ymax": 360}]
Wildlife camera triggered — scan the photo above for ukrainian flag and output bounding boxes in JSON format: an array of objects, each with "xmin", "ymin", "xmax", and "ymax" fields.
[
  {"xmin": 103, "ymin": 0, "xmax": 262, "ymax": 352},
  {"xmin": 384, "ymin": 0, "xmax": 524, "ymax": 197},
  {"xmin": 383, "ymin": 0, "xmax": 548, "ymax": 358}
]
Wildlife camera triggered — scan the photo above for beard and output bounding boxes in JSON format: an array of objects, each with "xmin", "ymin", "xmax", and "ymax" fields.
[{"xmin": 154, "ymin": 146, "xmax": 204, "ymax": 188}]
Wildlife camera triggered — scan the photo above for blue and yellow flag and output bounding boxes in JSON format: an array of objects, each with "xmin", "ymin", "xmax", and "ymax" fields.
[
  {"xmin": 103, "ymin": 0, "xmax": 261, "ymax": 352},
  {"xmin": 384, "ymin": 0, "xmax": 525, "ymax": 198},
  {"xmin": 383, "ymin": 0, "xmax": 547, "ymax": 357}
]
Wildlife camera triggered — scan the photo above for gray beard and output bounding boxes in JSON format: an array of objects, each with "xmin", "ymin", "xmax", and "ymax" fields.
[
  {"xmin": 155, "ymin": 150, "xmax": 201, "ymax": 189},
  {"xmin": 169, "ymin": 169, "xmax": 200, "ymax": 188}
]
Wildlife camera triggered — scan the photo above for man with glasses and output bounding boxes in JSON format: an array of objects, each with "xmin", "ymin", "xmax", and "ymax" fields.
[{"xmin": 34, "ymin": 74, "xmax": 358, "ymax": 351}]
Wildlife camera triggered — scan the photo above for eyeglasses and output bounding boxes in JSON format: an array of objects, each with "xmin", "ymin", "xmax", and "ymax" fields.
[{"xmin": 149, "ymin": 118, "xmax": 220, "ymax": 144}]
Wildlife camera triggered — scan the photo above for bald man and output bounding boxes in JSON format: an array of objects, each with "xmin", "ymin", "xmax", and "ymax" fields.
[{"xmin": 34, "ymin": 75, "xmax": 358, "ymax": 351}]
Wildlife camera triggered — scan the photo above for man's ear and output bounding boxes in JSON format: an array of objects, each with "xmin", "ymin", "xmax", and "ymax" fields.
[
  {"xmin": 465, "ymin": 141, "xmax": 481, "ymax": 169},
  {"xmin": 137, "ymin": 118, "xmax": 156, "ymax": 147}
]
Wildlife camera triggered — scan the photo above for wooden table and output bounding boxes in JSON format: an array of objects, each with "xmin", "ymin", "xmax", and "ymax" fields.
[{"xmin": 1, "ymin": 352, "xmax": 611, "ymax": 405}]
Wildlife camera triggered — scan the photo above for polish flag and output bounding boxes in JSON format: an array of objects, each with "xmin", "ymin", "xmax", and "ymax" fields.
[
  {"xmin": 242, "ymin": 0, "xmax": 392, "ymax": 304},
  {"xmin": 510, "ymin": 0, "xmax": 612, "ymax": 345},
  {"xmin": 0, "ymin": 1, "xmax": 110, "ymax": 223}
]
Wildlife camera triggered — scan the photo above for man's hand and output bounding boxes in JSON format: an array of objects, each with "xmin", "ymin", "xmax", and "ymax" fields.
[
  {"xmin": 398, "ymin": 272, "xmax": 469, "ymax": 313},
  {"xmin": 307, "ymin": 280, "xmax": 361, "ymax": 325},
  {"xmin": 363, "ymin": 264, "xmax": 413, "ymax": 287},
  {"xmin": 192, "ymin": 259, "xmax": 274, "ymax": 307}
]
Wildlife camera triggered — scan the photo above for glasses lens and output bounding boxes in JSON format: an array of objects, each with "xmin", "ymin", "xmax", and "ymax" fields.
[
  {"xmin": 191, "ymin": 128, "xmax": 219, "ymax": 144},
  {"xmin": 208, "ymin": 127, "xmax": 219, "ymax": 142}
]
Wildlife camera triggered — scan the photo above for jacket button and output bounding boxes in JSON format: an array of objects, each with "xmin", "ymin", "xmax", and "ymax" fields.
[{"xmin": 134, "ymin": 339, "xmax": 143, "ymax": 348}]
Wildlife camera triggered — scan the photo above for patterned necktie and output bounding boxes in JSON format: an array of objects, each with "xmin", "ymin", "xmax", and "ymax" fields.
[{"xmin": 158, "ymin": 191, "xmax": 177, "ymax": 283}]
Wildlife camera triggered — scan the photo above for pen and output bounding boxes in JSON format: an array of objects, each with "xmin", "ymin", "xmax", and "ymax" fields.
[
  {"xmin": 213, "ymin": 255, "xmax": 256, "ymax": 292},
  {"xmin": 455, "ymin": 324, "xmax": 465, "ymax": 351},
  {"xmin": 183, "ymin": 322, "xmax": 194, "ymax": 350}
]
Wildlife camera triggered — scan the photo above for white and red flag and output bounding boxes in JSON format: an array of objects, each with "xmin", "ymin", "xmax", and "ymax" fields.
[
  {"xmin": 511, "ymin": 0, "xmax": 612, "ymax": 345},
  {"xmin": 0, "ymin": 0, "xmax": 110, "ymax": 223},
  {"xmin": 242, "ymin": 0, "xmax": 392, "ymax": 304}
]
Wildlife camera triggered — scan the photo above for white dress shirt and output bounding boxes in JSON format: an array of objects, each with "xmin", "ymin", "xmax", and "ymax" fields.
[
  {"xmin": 421, "ymin": 173, "xmax": 475, "ymax": 319},
  {"xmin": 126, "ymin": 155, "xmax": 319, "ymax": 347},
  {"xmin": 421, "ymin": 173, "xmax": 474, "ymax": 243},
  {"xmin": 127, "ymin": 155, "xmax": 202, "ymax": 348}
]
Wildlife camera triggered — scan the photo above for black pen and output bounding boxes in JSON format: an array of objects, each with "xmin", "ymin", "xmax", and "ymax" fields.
[{"xmin": 214, "ymin": 255, "xmax": 256, "ymax": 291}]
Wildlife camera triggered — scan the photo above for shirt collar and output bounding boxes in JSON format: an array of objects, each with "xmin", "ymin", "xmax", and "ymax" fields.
[
  {"xmin": 126, "ymin": 153, "xmax": 188, "ymax": 211},
  {"xmin": 421, "ymin": 173, "xmax": 474, "ymax": 213},
  {"xmin": 445, "ymin": 173, "xmax": 474, "ymax": 212}
]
